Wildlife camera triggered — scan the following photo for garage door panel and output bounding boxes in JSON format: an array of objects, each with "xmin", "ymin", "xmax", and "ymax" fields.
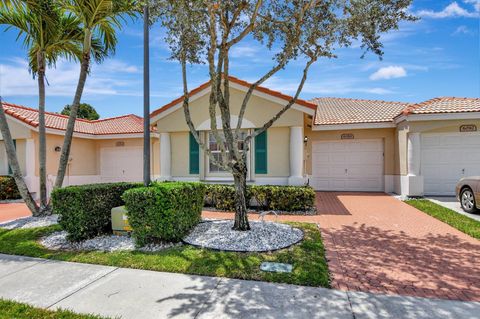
[
  {"xmin": 422, "ymin": 132, "xmax": 480, "ymax": 195},
  {"xmin": 311, "ymin": 139, "xmax": 384, "ymax": 192},
  {"xmin": 100, "ymin": 147, "xmax": 142, "ymax": 182}
]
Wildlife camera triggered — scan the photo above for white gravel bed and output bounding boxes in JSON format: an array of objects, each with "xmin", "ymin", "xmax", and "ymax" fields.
[
  {"xmin": 0, "ymin": 215, "xmax": 58, "ymax": 230},
  {"xmin": 40, "ymin": 231, "xmax": 179, "ymax": 252},
  {"xmin": 183, "ymin": 220, "xmax": 303, "ymax": 252}
]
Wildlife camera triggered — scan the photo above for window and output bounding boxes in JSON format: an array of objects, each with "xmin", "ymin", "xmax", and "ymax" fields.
[{"xmin": 208, "ymin": 130, "xmax": 248, "ymax": 173}]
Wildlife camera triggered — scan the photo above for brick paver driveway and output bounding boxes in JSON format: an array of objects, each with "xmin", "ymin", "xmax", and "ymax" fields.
[
  {"xmin": 0, "ymin": 203, "xmax": 31, "ymax": 223},
  {"xmin": 316, "ymin": 192, "xmax": 480, "ymax": 302},
  {"xmin": 206, "ymin": 192, "xmax": 480, "ymax": 301}
]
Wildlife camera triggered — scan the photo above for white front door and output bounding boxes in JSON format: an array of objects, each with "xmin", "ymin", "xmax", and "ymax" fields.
[
  {"xmin": 311, "ymin": 139, "xmax": 384, "ymax": 191},
  {"xmin": 100, "ymin": 147, "xmax": 143, "ymax": 182},
  {"xmin": 422, "ymin": 132, "xmax": 480, "ymax": 195}
]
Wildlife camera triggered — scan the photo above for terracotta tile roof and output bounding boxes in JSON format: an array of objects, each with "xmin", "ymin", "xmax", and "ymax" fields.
[
  {"xmin": 2, "ymin": 102, "xmax": 150, "ymax": 135},
  {"xmin": 311, "ymin": 97, "xmax": 410, "ymax": 125},
  {"xmin": 401, "ymin": 97, "xmax": 480, "ymax": 115},
  {"xmin": 150, "ymin": 75, "xmax": 317, "ymax": 118}
]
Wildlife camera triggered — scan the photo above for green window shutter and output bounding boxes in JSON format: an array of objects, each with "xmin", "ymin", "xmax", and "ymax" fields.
[
  {"xmin": 255, "ymin": 130, "xmax": 267, "ymax": 174},
  {"xmin": 189, "ymin": 132, "xmax": 200, "ymax": 174},
  {"xmin": 8, "ymin": 140, "xmax": 16, "ymax": 175}
]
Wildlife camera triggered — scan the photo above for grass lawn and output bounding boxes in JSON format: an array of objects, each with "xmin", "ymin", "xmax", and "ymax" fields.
[
  {"xmin": 0, "ymin": 299, "xmax": 109, "ymax": 319},
  {"xmin": 406, "ymin": 199, "xmax": 480, "ymax": 239},
  {"xmin": 0, "ymin": 222, "xmax": 329, "ymax": 288}
]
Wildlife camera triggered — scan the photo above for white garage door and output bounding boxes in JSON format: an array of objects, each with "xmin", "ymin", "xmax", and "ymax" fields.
[
  {"xmin": 422, "ymin": 132, "xmax": 480, "ymax": 195},
  {"xmin": 100, "ymin": 147, "xmax": 143, "ymax": 182},
  {"xmin": 311, "ymin": 139, "xmax": 384, "ymax": 191}
]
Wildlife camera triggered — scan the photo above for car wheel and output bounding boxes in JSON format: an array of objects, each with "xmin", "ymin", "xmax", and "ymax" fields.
[{"xmin": 460, "ymin": 188, "xmax": 478, "ymax": 213}]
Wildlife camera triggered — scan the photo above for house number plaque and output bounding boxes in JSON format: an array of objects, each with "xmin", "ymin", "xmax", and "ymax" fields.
[
  {"xmin": 341, "ymin": 133, "xmax": 354, "ymax": 140},
  {"xmin": 459, "ymin": 125, "xmax": 477, "ymax": 132}
]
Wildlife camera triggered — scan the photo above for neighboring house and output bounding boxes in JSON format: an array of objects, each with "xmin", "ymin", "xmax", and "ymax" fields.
[
  {"xmin": 0, "ymin": 103, "xmax": 159, "ymax": 198},
  {"xmin": 150, "ymin": 76, "xmax": 480, "ymax": 197},
  {"xmin": 2, "ymin": 77, "xmax": 479, "ymax": 198}
]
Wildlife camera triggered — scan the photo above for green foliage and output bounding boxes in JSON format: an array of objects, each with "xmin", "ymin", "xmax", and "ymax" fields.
[
  {"xmin": 0, "ymin": 222, "xmax": 329, "ymax": 287},
  {"xmin": 406, "ymin": 199, "xmax": 480, "ymax": 240},
  {"xmin": 61, "ymin": 103, "xmax": 100, "ymax": 120},
  {"xmin": 250, "ymin": 185, "xmax": 316, "ymax": 212},
  {"xmin": 0, "ymin": 298, "xmax": 110, "ymax": 319},
  {"xmin": 0, "ymin": 175, "xmax": 21, "ymax": 200},
  {"xmin": 51, "ymin": 182, "xmax": 141, "ymax": 241},
  {"xmin": 204, "ymin": 184, "xmax": 252, "ymax": 211},
  {"xmin": 122, "ymin": 182, "xmax": 206, "ymax": 245},
  {"xmin": 204, "ymin": 184, "xmax": 315, "ymax": 212}
]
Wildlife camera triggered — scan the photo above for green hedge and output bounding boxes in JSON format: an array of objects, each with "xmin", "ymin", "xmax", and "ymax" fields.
[
  {"xmin": 204, "ymin": 184, "xmax": 315, "ymax": 212},
  {"xmin": 51, "ymin": 182, "xmax": 141, "ymax": 241},
  {"xmin": 0, "ymin": 176, "xmax": 21, "ymax": 200},
  {"xmin": 204, "ymin": 184, "xmax": 252, "ymax": 211},
  {"xmin": 122, "ymin": 182, "xmax": 205, "ymax": 246}
]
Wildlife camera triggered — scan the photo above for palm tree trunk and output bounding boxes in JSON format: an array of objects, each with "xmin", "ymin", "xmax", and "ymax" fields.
[
  {"xmin": 54, "ymin": 52, "xmax": 90, "ymax": 189},
  {"xmin": 37, "ymin": 51, "xmax": 49, "ymax": 214},
  {"xmin": 232, "ymin": 161, "xmax": 250, "ymax": 231},
  {"xmin": 0, "ymin": 100, "xmax": 39, "ymax": 215}
]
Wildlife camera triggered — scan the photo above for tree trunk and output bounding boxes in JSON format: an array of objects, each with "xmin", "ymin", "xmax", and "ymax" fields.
[
  {"xmin": 232, "ymin": 162, "xmax": 250, "ymax": 231},
  {"xmin": 37, "ymin": 51, "xmax": 49, "ymax": 214},
  {"xmin": 0, "ymin": 101, "xmax": 39, "ymax": 215},
  {"xmin": 54, "ymin": 52, "xmax": 90, "ymax": 189}
]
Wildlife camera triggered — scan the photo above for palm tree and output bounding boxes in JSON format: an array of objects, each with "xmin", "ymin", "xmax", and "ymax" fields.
[
  {"xmin": 54, "ymin": 0, "xmax": 137, "ymax": 189},
  {"xmin": 0, "ymin": 0, "xmax": 83, "ymax": 215}
]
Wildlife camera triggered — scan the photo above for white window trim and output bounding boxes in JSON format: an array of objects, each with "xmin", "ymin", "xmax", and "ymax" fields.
[{"xmin": 205, "ymin": 129, "xmax": 252, "ymax": 178}]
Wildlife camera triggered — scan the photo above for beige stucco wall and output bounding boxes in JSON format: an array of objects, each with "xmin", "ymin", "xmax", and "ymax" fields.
[
  {"xmin": 257, "ymin": 127, "xmax": 290, "ymax": 177},
  {"xmin": 396, "ymin": 119, "xmax": 480, "ymax": 176},
  {"xmin": 0, "ymin": 140, "xmax": 26, "ymax": 175},
  {"xmin": 32, "ymin": 132, "xmax": 97, "ymax": 176},
  {"xmin": 154, "ymin": 87, "xmax": 304, "ymax": 132},
  {"xmin": 0, "ymin": 118, "xmax": 32, "ymax": 140},
  {"xmin": 304, "ymin": 125, "xmax": 396, "ymax": 176},
  {"xmin": 0, "ymin": 117, "xmax": 32, "ymax": 175},
  {"xmin": 153, "ymin": 87, "xmax": 305, "ymax": 180},
  {"xmin": 171, "ymin": 132, "xmax": 190, "ymax": 177}
]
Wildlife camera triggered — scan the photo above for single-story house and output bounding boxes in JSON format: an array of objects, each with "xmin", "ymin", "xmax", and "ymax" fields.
[
  {"xmin": 150, "ymin": 76, "xmax": 480, "ymax": 197},
  {"xmin": 2, "ymin": 76, "xmax": 479, "ymax": 198},
  {"xmin": 0, "ymin": 102, "xmax": 159, "ymax": 198}
]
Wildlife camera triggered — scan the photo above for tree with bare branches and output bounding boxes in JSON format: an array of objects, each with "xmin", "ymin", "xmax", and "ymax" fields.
[{"xmin": 148, "ymin": 0, "xmax": 415, "ymax": 230}]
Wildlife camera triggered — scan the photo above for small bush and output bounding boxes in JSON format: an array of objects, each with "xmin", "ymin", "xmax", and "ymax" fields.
[
  {"xmin": 204, "ymin": 184, "xmax": 252, "ymax": 211},
  {"xmin": 205, "ymin": 184, "xmax": 315, "ymax": 212},
  {"xmin": 122, "ymin": 182, "xmax": 205, "ymax": 245},
  {"xmin": 251, "ymin": 185, "xmax": 316, "ymax": 212},
  {"xmin": 0, "ymin": 176, "xmax": 21, "ymax": 200},
  {"xmin": 51, "ymin": 182, "xmax": 141, "ymax": 241}
]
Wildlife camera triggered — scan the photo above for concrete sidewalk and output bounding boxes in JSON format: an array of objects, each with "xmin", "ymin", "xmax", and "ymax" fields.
[{"xmin": 0, "ymin": 254, "xmax": 478, "ymax": 319}]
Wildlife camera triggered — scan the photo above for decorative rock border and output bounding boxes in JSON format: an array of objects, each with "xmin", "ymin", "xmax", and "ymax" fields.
[{"xmin": 183, "ymin": 220, "xmax": 303, "ymax": 252}]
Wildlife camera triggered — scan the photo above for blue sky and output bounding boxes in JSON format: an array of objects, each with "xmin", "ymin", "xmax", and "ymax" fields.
[{"xmin": 0, "ymin": 0, "xmax": 479, "ymax": 118}]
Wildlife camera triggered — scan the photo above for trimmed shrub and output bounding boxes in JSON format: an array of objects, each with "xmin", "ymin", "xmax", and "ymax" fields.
[
  {"xmin": 204, "ymin": 183, "xmax": 252, "ymax": 211},
  {"xmin": 205, "ymin": 184, "xmax": 315, "ymax": 212},
  {"xmin": 51, "ymin": 182, "xmax": 141, "ymax": 241},
  {"xmin": 0, "ymin": 176, "xmax": 21, "ymax": 200},
  {"xmin": 122, "ymin": 182, "xmax": 205, "ymax": 245},
  {"xmin": 251, "ymin": 185, "xmax": 316, "ymax": 212}
]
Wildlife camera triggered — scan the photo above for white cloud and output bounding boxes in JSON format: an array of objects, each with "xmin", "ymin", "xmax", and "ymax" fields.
[
  {"xmin": 452, "ymin": 25, "xmax": 474, "ymax": 35},
  {"xmin": 464, "ymin": 0, "xmax": 480, "ymax": 11},
  {"xmin": 262, "ymin": 76, "xmax": 395, "ymax": 96},
  {"xmin": 369, "ymin": 66, "xmax": 407, "ymax": 81},
  {"xmin": 230, "ymin": 45, "xmax": 260, "ymax": 58},
  {"xmin": 417, "ymin": 1, "xmax": 479, "ymax": 18},
  {"xmin": 0, "ymin": 57, "xmax": 141, "ymax": 98}
]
